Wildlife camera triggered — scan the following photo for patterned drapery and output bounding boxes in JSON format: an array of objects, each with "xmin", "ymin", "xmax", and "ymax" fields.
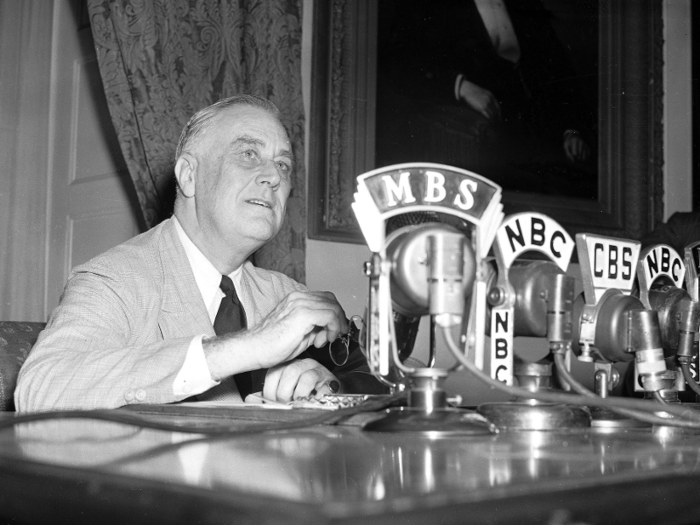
[{"xmin": 86, "ymin": 0, "xmax": 306, "ymax": 282}]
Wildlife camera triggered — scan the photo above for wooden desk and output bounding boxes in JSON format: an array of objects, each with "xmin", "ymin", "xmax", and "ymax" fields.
[{"xmin": 1, "ymin": 404, "xmax": 700, "ymax": 524}]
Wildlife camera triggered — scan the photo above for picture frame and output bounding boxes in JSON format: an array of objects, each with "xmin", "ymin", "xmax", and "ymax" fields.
[{"xmin": 308, "ymin": 0, "xmax": 664, "ymax": 244}]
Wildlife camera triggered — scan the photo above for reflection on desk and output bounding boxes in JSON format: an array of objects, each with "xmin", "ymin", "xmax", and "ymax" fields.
[{"xmin": 2, "ymin": 406, "xmax": 700, "ymax": 524}]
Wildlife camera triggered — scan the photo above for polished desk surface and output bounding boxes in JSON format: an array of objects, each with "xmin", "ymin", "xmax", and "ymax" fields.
[{"xmin": 2, "ymin": 402, "xmax": 700, "ymax": 525}]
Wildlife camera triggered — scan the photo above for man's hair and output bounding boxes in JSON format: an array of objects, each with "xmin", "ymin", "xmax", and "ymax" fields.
[{"xmin": 175, "ymin": 94, "xmax": 281, "ymax": 160}]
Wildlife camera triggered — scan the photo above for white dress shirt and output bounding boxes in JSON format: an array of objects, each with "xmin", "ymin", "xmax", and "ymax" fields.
[{"xmin": 171, "ymin": 217, "xmax": 244, "ymax": 400}]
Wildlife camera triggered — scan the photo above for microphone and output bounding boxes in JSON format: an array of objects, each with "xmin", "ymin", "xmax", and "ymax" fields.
[
  {"xmin": 634, "ymin": 243, "xmax": 700, "ymax": 399},
  {"xmin": 384, "ymin": 212, "xmax": 475, "ymax": 361},
  {"xmin": 427, "ymin": 229, "xmax": 470, "ymax": 327},
  {"xmin": 350, "ymin": 162, "xmax": 504, "ymax": 433}
]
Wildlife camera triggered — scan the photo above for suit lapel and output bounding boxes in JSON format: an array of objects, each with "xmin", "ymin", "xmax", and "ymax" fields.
[{"xmin": 157, "ymin": 219, "xmax": 215, "ymax": 340}]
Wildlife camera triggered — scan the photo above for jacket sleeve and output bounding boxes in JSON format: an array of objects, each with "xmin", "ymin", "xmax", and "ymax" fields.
[{"xmin": 15, "ymin": 266, "xmax": 194, "ymax": 412}]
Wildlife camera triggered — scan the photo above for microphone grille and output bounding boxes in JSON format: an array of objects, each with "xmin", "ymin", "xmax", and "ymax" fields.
[{"xmin": 385, "ymin": 211, "xmax": 471, "ymax": 236}]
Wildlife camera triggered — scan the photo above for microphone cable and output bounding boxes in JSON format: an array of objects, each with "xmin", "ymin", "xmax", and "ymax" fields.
[
  {"xmin": 0, "ymin": 391, "xmax": 407, "ymax": 436},
  {"xmin": 442, "ymin": 326, "xmax": 700, "ymax": 430}
]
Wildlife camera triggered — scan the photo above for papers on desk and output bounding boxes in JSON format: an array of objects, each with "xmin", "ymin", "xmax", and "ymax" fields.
[
  {"xmin": 246, "ymin": 393, "xmax": 373, "ymax": 410},
  {"xmin": 176, "ymin": 399, "xmax": 291, "ymax": 410},
  {"xmin": 177, "ymin": 393, "xmax": 372, "ymax": 411}
]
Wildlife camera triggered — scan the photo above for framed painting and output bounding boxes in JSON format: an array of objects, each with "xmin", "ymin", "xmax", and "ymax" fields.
[{"xmin": 308, "ymin": 0, "xmax": 664, "ymax": 244}]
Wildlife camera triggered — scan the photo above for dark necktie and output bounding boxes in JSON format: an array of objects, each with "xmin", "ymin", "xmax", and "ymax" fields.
[{"xmin": 213, "ymin": 275, "xmax": 253, "ymax": 398}]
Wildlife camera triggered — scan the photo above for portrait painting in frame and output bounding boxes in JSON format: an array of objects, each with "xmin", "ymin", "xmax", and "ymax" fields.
[
  {"xmin": 308, "ymin": 0, "xmax": 663, "ymax": 244},
  {"xmin": 374, "ymin": 0, "xmax": 599, "ymax": 200}
]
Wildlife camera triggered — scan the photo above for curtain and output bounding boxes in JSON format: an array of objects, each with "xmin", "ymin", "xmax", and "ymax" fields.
[
  {"xmin": 0, "ymin": 1, "xmax": 53, "ymax": 321},
  {"xmin": 86, "ymin": 0, "xmax": 306, "ymax": 282}
]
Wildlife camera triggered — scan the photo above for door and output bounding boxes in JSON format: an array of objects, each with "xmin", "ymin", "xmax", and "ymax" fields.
[{"xmin": 45, "ymin": 0, "xmax": 143, "ymax": 317}]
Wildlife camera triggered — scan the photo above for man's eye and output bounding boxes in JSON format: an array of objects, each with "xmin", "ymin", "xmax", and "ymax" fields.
[
  {"xmin": 242, "ymin": 149, "xmax": 258, "ymax": 161},
  {"xmin": 277, "ymin": 161, "xmax": 291, "ymax": 172}
]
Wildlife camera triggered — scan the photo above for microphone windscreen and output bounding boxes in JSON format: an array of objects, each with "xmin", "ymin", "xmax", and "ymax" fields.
[{"xmin": 386, "ymin": 211, "xmax": 471, "ymax": 236}]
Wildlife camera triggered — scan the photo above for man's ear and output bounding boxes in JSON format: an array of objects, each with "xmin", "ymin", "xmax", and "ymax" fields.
[{"xmin": 174, "ymin": 153, "xmax": 197, "ymax": 198}]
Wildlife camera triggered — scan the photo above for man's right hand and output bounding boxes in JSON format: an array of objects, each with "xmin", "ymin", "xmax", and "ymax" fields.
[
  {"xmin": 458, "ymin": 78, "xmax": 501, "ymax": 120},
  {"xmin": 247, "ymin": 290, "xmax": 349, "ymax": 367},
  {"xmin": 203, "ymin": 290, "xmax": 349, "ymax": 381}
]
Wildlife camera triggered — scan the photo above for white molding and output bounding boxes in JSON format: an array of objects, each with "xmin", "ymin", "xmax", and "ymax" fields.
[{"xmin": 663, "ymin": 0, "xmax": 693, "ymax": 220}]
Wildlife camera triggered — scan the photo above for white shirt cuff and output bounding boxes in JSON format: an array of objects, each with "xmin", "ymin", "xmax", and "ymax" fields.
[
  {"xmin": 173, "ymin": 335, "xmax": 220, "ymax": 397},
  {"xmin": 455, "ymin": 74, "xmax": 464, "ymax": 100}
]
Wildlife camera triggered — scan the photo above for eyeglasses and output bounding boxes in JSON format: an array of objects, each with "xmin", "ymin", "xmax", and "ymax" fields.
[{"xmin": 329, "ymin": 315, "xmax": 363, "ymax": 366}]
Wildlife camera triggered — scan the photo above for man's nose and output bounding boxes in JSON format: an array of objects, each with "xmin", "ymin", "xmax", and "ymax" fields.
[{"xmin": 256, "ymin": 160, "xmax": 281, "ymax": 189}]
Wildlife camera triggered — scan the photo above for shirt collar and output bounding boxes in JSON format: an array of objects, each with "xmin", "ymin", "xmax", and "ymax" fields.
[{"xmin": 173, "ymin": 217, "xmax": 242, "ymax": 316}]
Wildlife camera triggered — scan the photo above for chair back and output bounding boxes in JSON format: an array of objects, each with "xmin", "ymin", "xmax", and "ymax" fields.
[{"xmin": 0, "ymin": 321, "xmax": 45, "ymax": 410}]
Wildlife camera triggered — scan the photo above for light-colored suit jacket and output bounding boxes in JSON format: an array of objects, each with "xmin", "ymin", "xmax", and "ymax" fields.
[{"xmin": 15, "ymin": 218, "xmax": 302, "ymax": 412}]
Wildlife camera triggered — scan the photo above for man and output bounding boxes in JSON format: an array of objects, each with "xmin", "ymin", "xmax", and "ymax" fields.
[{"xmin": 15, "ymin": 95, "xmax": 381, "ymax": 412}]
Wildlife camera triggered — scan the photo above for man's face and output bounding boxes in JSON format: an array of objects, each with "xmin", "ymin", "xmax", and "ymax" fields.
[{"xmin": 193, "ymin": 105, "xmax": 293, "ymax": 251}]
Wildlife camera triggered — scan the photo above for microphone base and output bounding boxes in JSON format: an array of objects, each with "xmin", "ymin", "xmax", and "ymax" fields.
[
  {"xmin": 589, "ymin": 407, "xmax": 650, "ymax": 430},
  {"xmin": 363, "ymin": 406, "xmax": 494, "ymax": 436},
  {"xmin": 478, "ymin": 401, "xmax": 591, "ymax": 431}
]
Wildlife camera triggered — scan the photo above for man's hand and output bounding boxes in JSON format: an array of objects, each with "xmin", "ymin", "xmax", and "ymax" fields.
[
  {"xmin": 458, "ymin": 79, "xmax": 501, "ymax": 120},
  {"xmin": 204, "ymin": 290, "xmax": 348, "ymax": 381},
  {"xmin": 248, "ymin": 291, "xmax": 348, "ymax": 367},
  {"xmin": 563, "ymin": 132, "xmax": 591, "ymax": 163},
  {"xmin": 263, "ymin": 358, "xmax": 338, "ymax": 402}
]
